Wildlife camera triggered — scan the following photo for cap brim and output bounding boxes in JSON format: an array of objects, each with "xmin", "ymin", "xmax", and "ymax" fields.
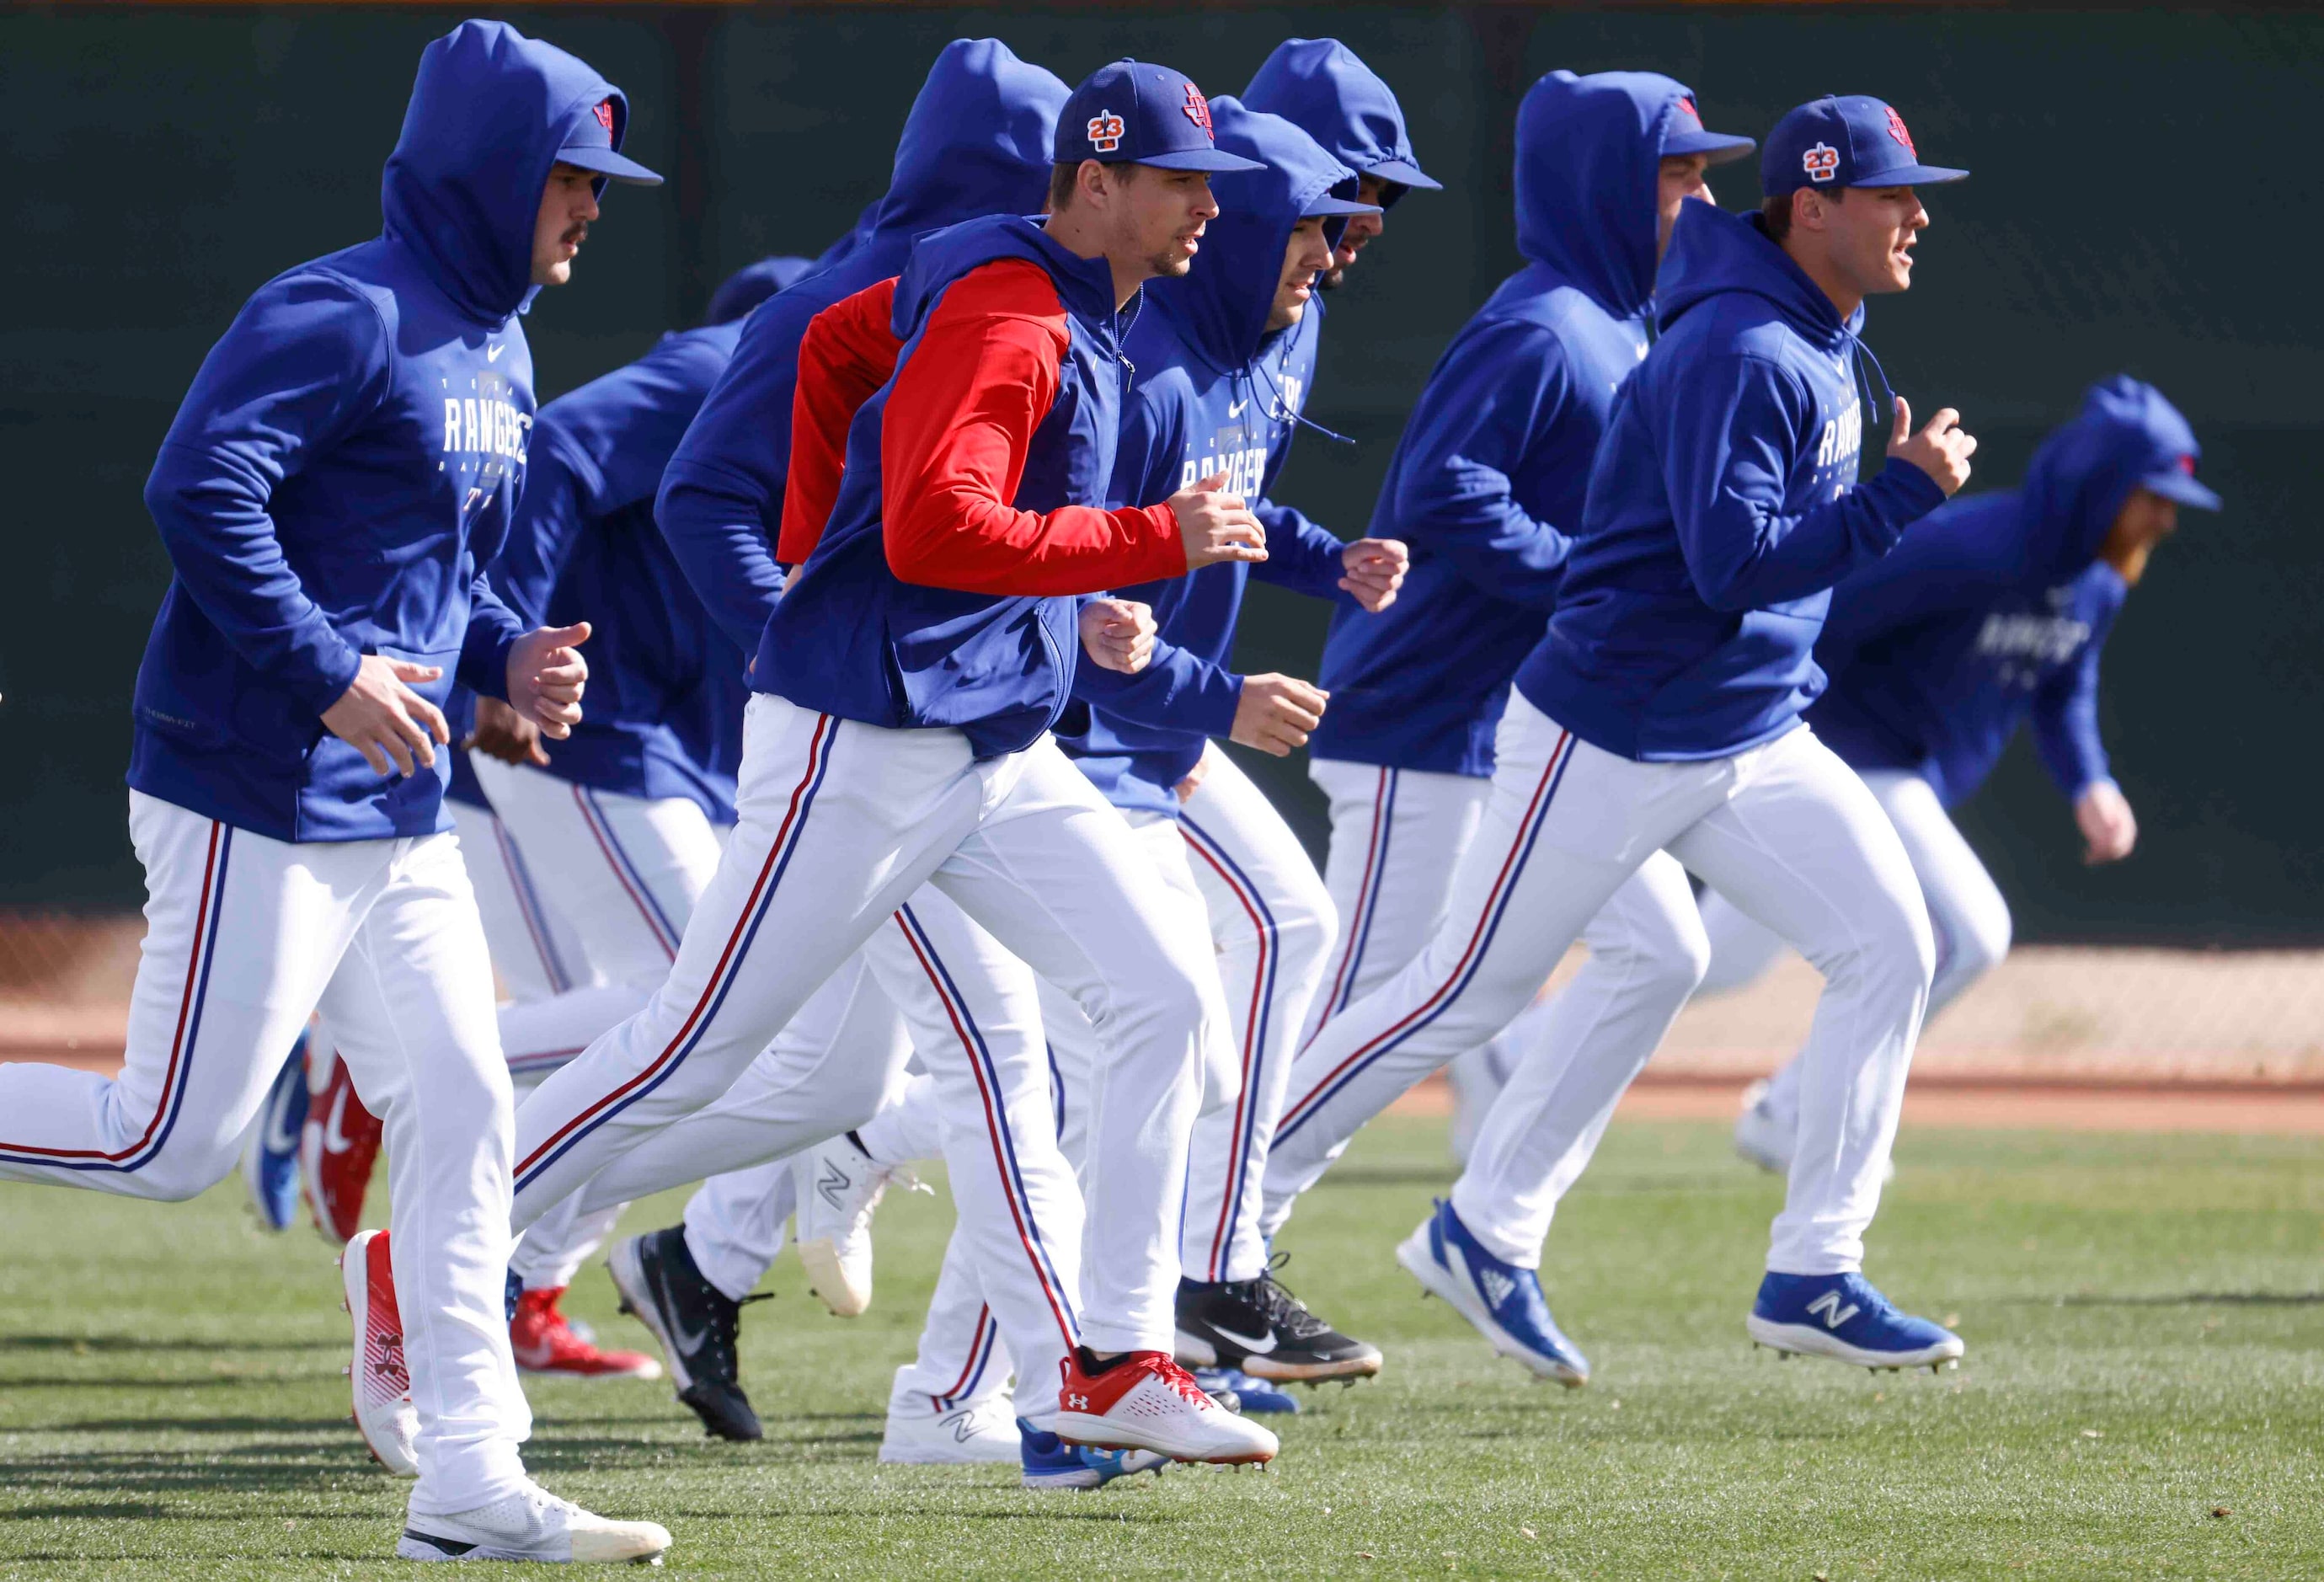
[
  {"xmin": 1135, "ymin": 149, "xmax": 1269, "ymax": 174},
  {"xmin": 1305, "ymin": 195, "xmax": 1385, "ymax": 218},
  {"xmin": 1848, "ymin": 163, "xmax": 1969, "ymax": 187},
  {"xmin": 1363, "ymin": 157, "xmax": 1442, "ymax": 192},
  {"xmin": 1664, "ymin": 130, "xmax": 1756, "ymax": 167},
  {"xmin": 556, "ymin": 146, "xmax": 665, "ymax": 187},
  {"xmin": 2140, "ymin": 471, "xmax": 2223, "ymax": 511}
]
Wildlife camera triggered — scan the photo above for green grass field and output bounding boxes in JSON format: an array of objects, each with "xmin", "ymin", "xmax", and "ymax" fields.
[{"xmin": 3, "ymin": 1114, "xmax": 2320, "ymax": 1579}]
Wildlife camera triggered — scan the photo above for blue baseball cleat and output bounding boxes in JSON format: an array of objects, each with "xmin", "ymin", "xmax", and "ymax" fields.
[
  {"xmin": 1194, "ymin": 1366, "xmax": 1300, "ymax": 1415},
  {"xmin": 240, "ymin": 1034, "xmax": 309, "ymax": 1232},
  {"xmin": 1018, "ymin": 1418, "xmax": 1169, "ymax": 1491},
  {"xmin": 1747, "ymin": 1271, "xmax": 1965, "ymax": 1371},
  {"xmin": 1396, "ymin": 1199, "xmax": 1589, "ymax": 1387}
]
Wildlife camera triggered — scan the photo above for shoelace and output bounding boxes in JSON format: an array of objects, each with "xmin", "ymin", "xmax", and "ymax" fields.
[
  {"xmin": 1249, "ymin": 1253, "xmax": 1333, "ymax": 1340},
  {"xmin": 1138, "ymin": 1354, "xmax": 1215, "ymax": 1409}
]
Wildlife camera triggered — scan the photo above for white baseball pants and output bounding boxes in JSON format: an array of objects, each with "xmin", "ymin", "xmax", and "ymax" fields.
[
  {"xmin": 1172, "ymin": 750, "xmax": 1338, "ymax": 1284},
  {"xmin": 0, "ymin": 793, "xmax": 530, "ymax": 1515},
  {"xmin": 459, "ymin": 766, "xmax": 737, "ymax": 1292},
  {"xmin": 510, "ymin": 697, "xmax": 1216, "ymax": 1355},
  {"xmin": 1701, "ymin": 767, "xmax": 2011, "ymax": 1135},
  {"xmin": 1273, "ymin": 697, "xmax": 1933, "ymax": 1275}
]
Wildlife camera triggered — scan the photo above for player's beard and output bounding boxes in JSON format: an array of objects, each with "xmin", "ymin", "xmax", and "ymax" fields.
[
  {"xmin": 1147, "ymin": 245, "xmax": 1194, "ymax": 281},
  {"xmin": 1317, "ymin": 263, "xmax": 1349, "ymax": 292}
]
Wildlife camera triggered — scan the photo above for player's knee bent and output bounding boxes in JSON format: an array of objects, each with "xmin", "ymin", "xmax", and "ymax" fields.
[
  {"xmin": 131, "ymin": 1136, "xmax": 244, "ymax": 1201},
  {"xmin": 1943, "ymin": 896, "xmax": 2012, "ymax": 985},
  {"xmin": 1272, "ymin": 879, "xmax": 1339, "ymax": 982}
]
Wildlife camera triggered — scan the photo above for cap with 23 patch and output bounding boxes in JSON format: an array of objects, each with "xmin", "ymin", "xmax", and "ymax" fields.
[
  {"xmin": 1760, "ymin": 94, "xmax": 1966, "ymax": 195},
  {"xmin": 1057, "ymin": 59, "xmax": 1267, "ymax": 174}
]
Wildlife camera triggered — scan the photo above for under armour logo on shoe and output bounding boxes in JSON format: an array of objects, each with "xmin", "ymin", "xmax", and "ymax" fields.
[
  {"xmin": 1065, "ymin": 1392, "xmax": 1090, "ymax": 1410},
  {"xmin": 1477, "ymin": 1268, "xmax": 1516, "ymax": 1308},
  {"xmin": 816, "ymin": 1160, "xmax": 851, "ymax": 1212},
  {"xmin": 1807, "ymin": 1291, "xmax": 1862, "ymax": 1330}
]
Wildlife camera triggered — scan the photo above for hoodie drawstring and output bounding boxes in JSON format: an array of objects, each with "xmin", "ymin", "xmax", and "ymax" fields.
[
  {"xmin": 1252, "ymin": 359, "xmax": 1354, "ymax": 447},
  {"xmin": 1849, "ymin": 334, "xmax": 1898, "ymax": 446}
]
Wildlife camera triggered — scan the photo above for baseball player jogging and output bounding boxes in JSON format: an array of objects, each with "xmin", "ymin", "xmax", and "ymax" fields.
[
  {"xmin": 0, "ymin": 21, "xmax": 670, "ymax": 1563},
  {"xmin": 1057, "ymin": 97, "xmax": 1405, "ymax": 1398},
  {"xmin": 1262, "ymin": 71, "xmax": 1753, "ymax": 1386},
  {"xmin": 1282, "ymin": 93, "xmax": 1979, "ymax": 1379},
  {"xmin": 486, "ymin": 57, "xmax": 1282, "ymax": 1467},
  {"xmin": 1712, "ymin": 375, "xmax": 2218, "ymax": 1170}
]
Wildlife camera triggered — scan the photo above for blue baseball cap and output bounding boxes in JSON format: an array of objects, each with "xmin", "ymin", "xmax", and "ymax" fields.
[
  {"xmin": 1056, "ymin": 59, "xmax": 1266, "ymax": 174},
  {"xmin": 2140, "ymin": 452, "xmax": 2222, "ymax": 512},
  {"xmin": 555, "ymin": 94, "xmax": 664, "ymax": 186},
  {"xmin": 1662, "ymin": 94, "xmax": 1755, "ymax": 166},
  {"xmin": 1761, "ymin": 95, "xmax": 1966, "ymax": 195}
]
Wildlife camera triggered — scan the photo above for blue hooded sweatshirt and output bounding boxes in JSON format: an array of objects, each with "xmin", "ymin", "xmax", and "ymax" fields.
[
  {"xmin": 1242, "ymin": 39, "xmax": 1439, "ymax": 197},
  {"xmin": 1515, "ymin": 200, "xmax": 1950, "ymax": 761},
  {"xmin": 481, "ymin": 263, "xmax": 804, "ymax": 826},
  {"xmin": 131, "ymin": 20, "xmax": 638, "ymax": 842},
  {"xmin": 1309, "ymin": 71, "xmax": 1684, "ymax": 779},
  {"xmin": 1057, "ymin": 100, "xmax": 1365, "ymax": 815},
  {"xmin": 757, "ymin": 216, "xmax": 1136, "ymax": 757},
  {"xmin": 1807, "ymin": 377, "xmax": 2208, "ymax": 808},
  {"xmin": 655, "ymin": 40, "xmax": 1066, "ymax": 655}
]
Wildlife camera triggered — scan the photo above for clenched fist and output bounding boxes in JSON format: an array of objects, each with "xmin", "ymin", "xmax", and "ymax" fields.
[
  {"xmin": 1081, "ymin": 598, "xmax": 1157, "ymax": 675},
  {"xmin": 1339, "ymin": 537, "xmax": 1409, "ymax": 612},
  {"xmin": 1171, "ymin": 470, "xmax": 1267, "ymax": 572},
  {"xmin": 508, "ymin": 622, "xmax": 591, "ymax": 740},
  {"xmin": 1886, "ymin": 397, "xmax": 1976, "ymax": 496},
  {"xmin": 1231, "ymin": 672, "xmax": 1327, "ymax": 756}
]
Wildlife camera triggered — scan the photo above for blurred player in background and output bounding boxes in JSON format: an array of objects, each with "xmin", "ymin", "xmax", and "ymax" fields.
[
  {"xmin": 1280, "ymin": 92, "xmax": 1980, "ymax": 1381},
  {"xmin": 1057, "ymin": 97, "xmax": 1403, "ymax": 1405},
  {"xmin": 0, "ymin": 21, "xmax": 670, "ymax": 1564},
  {"xmin": 459, "ymin": 255, "xmax": 806, "ymax": 1381},
  {"xmin": 1242, "ymin": 38, "xmax": 1443, "ymax": 292},
  {"xmin": 1709, "ymin": 375, "xmax": 2218, "ymax": 1169}
]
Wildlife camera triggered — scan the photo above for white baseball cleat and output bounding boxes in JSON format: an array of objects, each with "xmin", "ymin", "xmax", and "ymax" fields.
[
  {"xmin": 879, "ymin": 1392, "xmax": 1023, "ymax": 1465},
  {"xmin": 1054, "ymin": 1348, "xmax": 1278, "ymax": 1465},
  {"xmin": 397, "ymin": 1479, "xmax": 672, "ymax": 1564},
  {"xmin": 341, "ymin": 1228, "xmax": 418, "ymax": 1477},
  {"xmin": 790, "ymin": 1134, "xmax": 913, "ymax": 1317}
]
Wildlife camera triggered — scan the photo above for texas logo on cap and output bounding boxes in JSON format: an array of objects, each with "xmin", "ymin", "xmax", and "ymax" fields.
[
  {"xmin": 592, "ymin": 99, "xmax": 614, "ymax": 133},
  {"xmin": 1088, "ymin": 110, "xmax": 1125, "ymax": 152},
  {"xmin": 1181, "ymin": 82, "xmax": 1213, "ymax": 136},
  {"xmin": 1885, "ymin": 105, "xmax": 1915, "ymax": 154}
]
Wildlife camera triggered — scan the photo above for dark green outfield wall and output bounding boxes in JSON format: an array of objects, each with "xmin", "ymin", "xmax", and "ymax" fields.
[{"xmin": 3, "ymin": 7, "xmax": 2319, "ymax": 943}]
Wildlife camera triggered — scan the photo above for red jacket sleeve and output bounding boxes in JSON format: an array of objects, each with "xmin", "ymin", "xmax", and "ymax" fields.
[
  {"xmin": 779, "ymin": 276, "xmax": 902, "ymax": 567},
  {"xmin": 879, "ymin": 259, "xmax": 1184, "ymax": 596}
]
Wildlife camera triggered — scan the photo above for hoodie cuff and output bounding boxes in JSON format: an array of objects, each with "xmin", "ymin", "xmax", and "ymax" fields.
[{"xmin": 1869, "ymin": 456, "xmax": 1952, "ymax": 530}]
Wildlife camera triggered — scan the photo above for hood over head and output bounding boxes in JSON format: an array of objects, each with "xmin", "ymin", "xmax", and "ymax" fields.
[
  {"xmin": 382, "ymin": 19, "xmax": 638, "ymax": 324},
  {"xmin": 2020, "ymin": 376, "xmax": 2218, "ymax": 575},
  {"xmin": 865, "ymin": 40, "xmax": 1067, "ymax": 243},
  {"xmin": 1146, "ymin": 97, "xmax": 1369, "ymax": 372},
  {"xmin": 1654, "ymin": 200, "xmax": 1858, "ymax": 351},
  {"xmin": 705, "ymin": 255, "xmax": 815, "ymax": 325},
  {"xmin": 1515, "ymin": 70, "xmax": 1703, "ymax": 320},
  {"xmin": 1242, "ymin": 38, "xmax": 1439, "ymax": 199}
]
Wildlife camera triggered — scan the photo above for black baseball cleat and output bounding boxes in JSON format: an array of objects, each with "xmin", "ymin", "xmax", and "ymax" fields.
[
  {"xmin": 606, "ymin": 1226, "xmax": 767, "ymax": 1442},
  {"xmin": 1174, "ymin": 1255, "xmax": 1384, "ymax": 1384}
]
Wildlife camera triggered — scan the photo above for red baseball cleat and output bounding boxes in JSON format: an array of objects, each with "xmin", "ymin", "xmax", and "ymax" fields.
[
  {"xmin": 341, "ymin": 1228, "xmax": 418, "ymax": 1475},
  {"xmin": 1054, "ymin": 1346, "xmax": 1279, "ymax": 1465},
  {"xmin": 302, "ymin": 1048, "xmax": 382, "ymax": 1243},
  {"xmin": 510, "ymin": 1286, "xmax": 663, "ymax": 1381}
]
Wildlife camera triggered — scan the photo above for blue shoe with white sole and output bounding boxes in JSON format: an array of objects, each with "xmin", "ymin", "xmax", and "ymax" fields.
[
  {"xmin": 1747, "ymin": 1271, "xmax": 1964, "ymax": 1371},
  {"xmin": 1194, "ymin": 1366, "xmax": 1300, "ymax": 1415},
  {"xmin": 241, "ymin": 1034, "xmax": 308, "ymax": 1232},
  {"xmin": 1018, "ymin": 1419, "xmax": 1169, "ymax": 1490},
  {"xmin": 1396, "ymin": 1200, "xmax": 1588, "ymax": 1387}
]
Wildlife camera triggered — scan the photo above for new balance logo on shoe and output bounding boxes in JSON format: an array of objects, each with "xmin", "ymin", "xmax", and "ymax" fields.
[
  {"xmin": 1807, "ymin": 1291, "xmax": 1862, "ymax": 1330},
  {"xmin": 1477, "ymin": 1268, "xmax": 1516, "ymax": 1309},
  {"xmin": 816, "ymin": 1161, "xmax": 851, "ymax": 1213}
]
